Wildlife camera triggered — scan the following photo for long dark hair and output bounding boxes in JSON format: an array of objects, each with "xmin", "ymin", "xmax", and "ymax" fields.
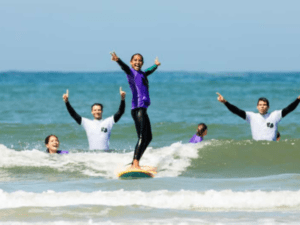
[
  {"xmin": 45, "ymin": 134, "xmax": 58, "ymax": 153},
  {"xmin": 197, "ymin": 123, "xmax": 207, "ymax": 137}
]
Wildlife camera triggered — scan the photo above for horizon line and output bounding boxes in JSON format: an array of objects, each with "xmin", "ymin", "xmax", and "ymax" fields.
[{"xmin": 1, "ymin": 70, "xmax": 300, "ymax": 74}]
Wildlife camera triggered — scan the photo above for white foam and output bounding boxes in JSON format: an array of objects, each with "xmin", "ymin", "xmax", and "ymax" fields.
[
  {"xmin": 0, "ymin": 142, "xmax": 202, "ymax": 179},
  {"xmin": 1, "ymin": 189, "xmax": 300, "ymax": 211},
  {"xmin": 1, "ymin": 218, "xmax": 300, "ymax": 225}
]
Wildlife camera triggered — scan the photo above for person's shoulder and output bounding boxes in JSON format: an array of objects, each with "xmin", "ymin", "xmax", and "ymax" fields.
[
  {"xmin": 57, "ymin": 150, "xmax": 69, "ymax": 154},
  {"xmin": 81, "ymin": 117, "xmax": 92, "ymax": 126},
  {"xmin": 82, "ymin": 117, "xmax": 91, "ymax": 122},
  {"xmin": 271, "ymin": 110, "xmax": 282, "ymax": 117},
  {"xmin": 245, "ymin": 111, "xmax": 255, "ymax": 116},
  {"xmin": 104, "ymin": 116, "xmax": 115, "ymax": 124},
  {"xmin": 126, "ymin": 68, "xmax": 134, "ymax": 75},
  {"xmin": 272, "ymin": 110, "xmax": 282, "ymax": 113}
]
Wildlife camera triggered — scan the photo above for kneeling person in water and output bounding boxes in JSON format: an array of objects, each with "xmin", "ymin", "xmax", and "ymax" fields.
[
  {"xmin": 63, "ymin": 88, "xmax": 126, "ymax": 150},
  {"xmin": 216, "ymin": 92, "xmax": 300, "ymax": 141},
  {"xmin": 45, "ymin": 135, "xmax": 69, "ymax": 154},
  {"xmin": 189, "ymin": 123, "xmax": 207, "ymax": 143}
]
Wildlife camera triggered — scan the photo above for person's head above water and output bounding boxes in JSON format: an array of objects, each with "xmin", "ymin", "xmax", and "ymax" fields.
[
  {"xmin": 130, "ymin": 53, "xmax": 144, "ymax": 71},
  {"xmin": 91, "ymin": 103, "xmax": 103, "ymax": 120},
  {"xmin": 197, "ymin": 123, "xmax": 208, "ymax": 137},
  {"xmin": 45, "ymin": 135, "xmax": 59, "ymax": 154},
  {"xmin": 257, "ymin": 97, "xmax": 270, "ymax": 115}
]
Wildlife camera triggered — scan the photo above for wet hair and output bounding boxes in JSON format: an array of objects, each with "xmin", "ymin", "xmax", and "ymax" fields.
[
  {"xmin": 45, "ymin": 134, "xmax": 59, "ymax": 153},
  {"xmin": 197, "ymin": 123, "xmax": 207, "ymax": 137},
  {"xmin": 257, "ymin": 97, "xmax": 269, "ymax": 107},
  {"xmin": 91, "ymin": 103, "xmax": 103, "ymax": 111},
  {"xmin": 277, "ymin": 131, "xmax": 280, "ymax": 139},
  {"xmin": 130, "ymin": 53, "xmax": 144, "ymax": 63}
]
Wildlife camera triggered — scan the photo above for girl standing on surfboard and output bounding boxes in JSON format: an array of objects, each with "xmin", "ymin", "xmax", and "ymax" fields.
[{"xmin": 111, "ymin": 52, "xmax": 161, "ymax": 169}]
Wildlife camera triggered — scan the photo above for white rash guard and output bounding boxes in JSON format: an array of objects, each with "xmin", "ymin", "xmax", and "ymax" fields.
[
  {"xmin": 81, "ymin": 116, "xmax": 115, "ymax": 150},
  {"xmin": 246, "ymin": 110, "xmax": 282, "ymax": 141}
]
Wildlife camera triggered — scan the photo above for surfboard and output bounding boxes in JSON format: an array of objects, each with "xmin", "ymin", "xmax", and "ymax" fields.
[{"xmin": 117, "ymin": 166, "xmax": 157, "ymax": 179}]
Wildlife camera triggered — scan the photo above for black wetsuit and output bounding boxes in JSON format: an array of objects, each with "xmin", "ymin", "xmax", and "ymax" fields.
[
  {"xmin": 224, "ymin": 98, "xmax": 300, "ymax": 119},
  {"xmin": 131, "ymin": 108, "xmax": 152, "ymax": 160},
  {"xmin": 65, "ymin": 100, "xmax": 125, "ymax": 124}
]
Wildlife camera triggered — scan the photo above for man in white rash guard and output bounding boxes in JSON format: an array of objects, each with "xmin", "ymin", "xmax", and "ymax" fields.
[
  {"xmin": 216, "ymin": 92, "xmax": 300, "ymax": 141},
  {"xmin": 63, "ymin": 88, "xmax": 126, "ymax": 150}
]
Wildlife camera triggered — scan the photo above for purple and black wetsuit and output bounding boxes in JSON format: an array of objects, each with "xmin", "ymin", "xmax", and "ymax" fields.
[
  {"xmin": 57, "ymin": 150, "xmax": 69, "ymax": 154},
  {"xmin": 189, "ymin": 134, "xmax": 203, "ymax": 143},
  {"xmin": 46, "ymin": 150, "xmax": 69, "ymax": 154},
  {"xmin": 117, "ymin": 59, "xmax": 158, "ymax": 161}
]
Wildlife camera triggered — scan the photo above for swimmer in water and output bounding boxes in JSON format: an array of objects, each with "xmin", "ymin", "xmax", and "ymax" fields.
[
  {"xmin": 45, "ymin": 135, "xmax": 69, "ymax": 154},
  {"xmin": 189, "ymin": 123, "xmax": 207, "ymax": 143},
  {"xmin": 111, "ymin": 52, "xmax": 161, "ymax": 169},
  {"xmin": 217, "ymin": 92, "xmax": 300, "ymax": 141}
]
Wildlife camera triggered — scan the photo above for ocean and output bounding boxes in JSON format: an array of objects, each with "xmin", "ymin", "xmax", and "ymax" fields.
[{"xmin": 1, "ymin": 71, "xmax": 300, "ymax": 224}]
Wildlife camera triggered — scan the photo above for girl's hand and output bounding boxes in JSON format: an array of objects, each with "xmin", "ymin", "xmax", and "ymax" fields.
[
  {"xmin": 155, "ymin": 57, "xmax": 161, "ymax": 66},
  {"xmin": 110, "ymin": 51, "xmax": 119, "ymax": 62}
]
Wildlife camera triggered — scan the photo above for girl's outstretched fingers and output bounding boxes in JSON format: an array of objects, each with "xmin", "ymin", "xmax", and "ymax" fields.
[
  {"xmin": 155, "ymin": 56, "xmax": 161, "ymax": 66},
  {"xmin": 110, "ymin": 51, "xmax": 119, "ymax": 61}
]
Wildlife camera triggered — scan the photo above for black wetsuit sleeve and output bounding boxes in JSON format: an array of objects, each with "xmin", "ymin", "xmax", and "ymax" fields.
[
  {"xmin": 116, "ymin": 59, "xmax": 131, "ymax": 74},
  {"xmin": 224, "ymin": 101, "xmax": 247, "ymax": 120},
  {"xmin": 144, "ymin": 65, "xmax": 158, "ymax": 76},
  {"xmin": 282, "ymin": 98, "xmax": 300, "ymax": 118},
  {"xmin": 113, "ymin": 100, "xmax": 125, "ymax": 123},
  {"xmin": 65, "ymin": 102, "xmax": 82, "ymax": 125}
]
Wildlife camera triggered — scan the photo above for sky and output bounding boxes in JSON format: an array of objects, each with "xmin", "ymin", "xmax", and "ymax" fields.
[{"xmin": 1, "ymin": 0, "xmax": 300, "ymax": 72}]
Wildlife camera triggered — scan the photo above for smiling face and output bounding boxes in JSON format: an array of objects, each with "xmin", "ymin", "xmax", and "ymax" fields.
[
  {"xmin": 91, "ymin": 105, "xmax": 103, "ymax": 120},
  {"xmin": 46, "ymin": 136, "xmax": 60, "ymax": 153},
  {"xmin": 130, "ymin": 54, "xmax": 144, "ymax": 71},
  {"xmin": 257, "ymin": 100, "xmax": 269, "ymax": 115}
]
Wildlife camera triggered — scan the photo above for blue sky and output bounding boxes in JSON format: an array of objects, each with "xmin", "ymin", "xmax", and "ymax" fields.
[{"xmin": 1, "ymin": 0, "xmax": 300, "ymax": 72}]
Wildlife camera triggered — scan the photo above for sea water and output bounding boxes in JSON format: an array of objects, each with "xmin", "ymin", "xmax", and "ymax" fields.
[{"xmin": 1, "ymin": 71, "xmax": 300, "ymax": 224}]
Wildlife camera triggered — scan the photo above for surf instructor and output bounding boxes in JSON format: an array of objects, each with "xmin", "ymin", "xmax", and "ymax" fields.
[
  {"xmin": 216, "ymin": 92, "xmax": 300, "ymax": 141},
  {"xmin": 63, "ymin": 88, "xmax": 126, "ymax": 150}
]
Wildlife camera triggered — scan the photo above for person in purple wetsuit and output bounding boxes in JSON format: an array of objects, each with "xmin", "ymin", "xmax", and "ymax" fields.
[
  {"xmin": 45, "ymin": 135, "xmax": 69, "ymax": 154},
  {"xmin": 189, "ymin": 123, "xmax": 208, "ymax": 143},
  {"xmin": 111, "ymin": 52, "xmax": 161, "ymax": 169}
]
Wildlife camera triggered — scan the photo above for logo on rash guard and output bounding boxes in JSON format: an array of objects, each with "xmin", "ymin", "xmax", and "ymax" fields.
[
  {"xmin": 101, "ymin": 127, "xmax": 108, "ymax": 133},
  {"xmin": 267, "ymin": 122, "xmax": 274, "ymax": 128}
]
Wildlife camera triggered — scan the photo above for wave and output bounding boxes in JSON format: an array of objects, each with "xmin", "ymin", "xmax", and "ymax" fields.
[
  {"xmin": 1, "ymin": 139, "xmax": 300, "ymax": 180},
  {"xmin": 0, "ymin": 142, "xmax": 199, "ymax": 180},
  {"xmin": 1, "ymin": 188, "xmax": 300, "ymax": 211},
  {"xmin": 187, "ymin": 139, "xmax": 300, "ymax": 178}
]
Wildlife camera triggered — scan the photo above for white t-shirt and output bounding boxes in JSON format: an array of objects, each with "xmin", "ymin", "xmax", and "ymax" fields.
[
  {"xmin": 81, "ymin": 116, "xmax": 115, "ymax": 150},
  {"xmin": 246, "ymin": 110, "xmax": 282, "ymax": 141}
]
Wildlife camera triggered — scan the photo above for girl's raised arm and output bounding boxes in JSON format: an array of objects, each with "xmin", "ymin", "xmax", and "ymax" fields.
[
  {"xmin": 110, "ymin": 51, "xmax": 131, "ymax": 74},
  {"xmin": 145, "ymin": 57, "xmax": 161, "ymax": 76}
]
